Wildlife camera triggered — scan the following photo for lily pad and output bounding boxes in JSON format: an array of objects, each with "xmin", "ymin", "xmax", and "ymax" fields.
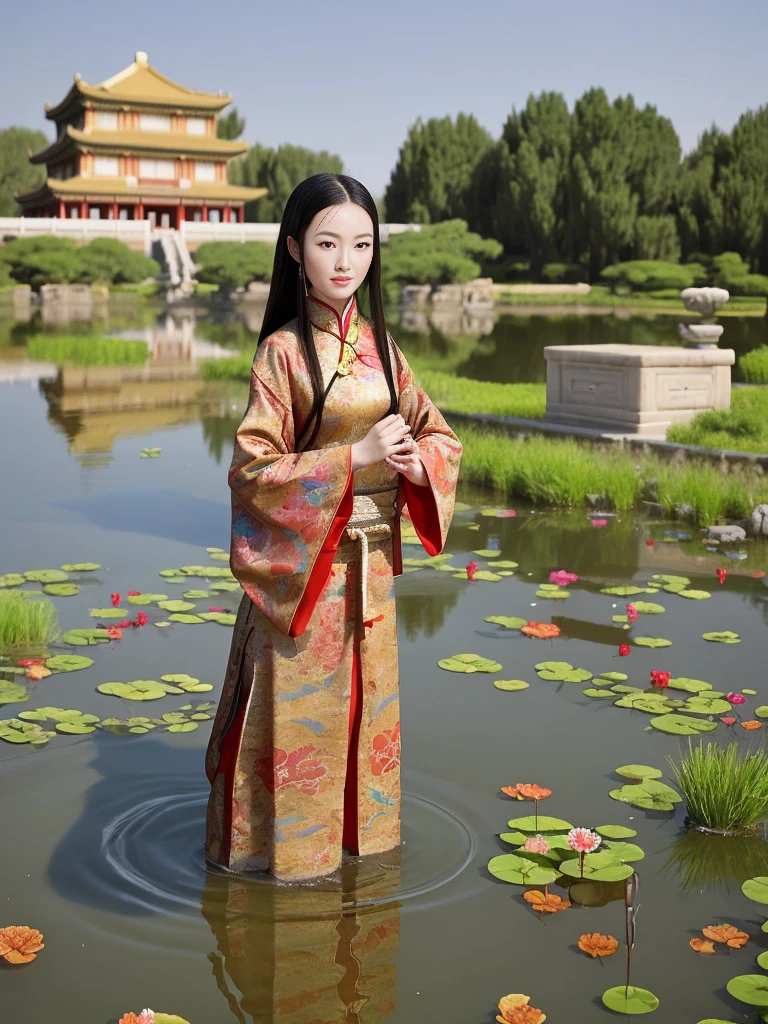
[
  {"xmin": 649, "ymin": 714, "xmax": 718, "ymax": 736},
  {"xmin": 19, "ymin": 707, "xmax": 99, "ymax": 734},
  {"xmin": 484, "ymin": 616, "xmax": 527, "ymax": 630},
  {"xmin": 210, "ymin": 581, "xmax": 241, "ymax": 592},
  {"xmin": 438, "ymin": 654, "xmax": 502, "ymax": 673},
  {"xmin": 0, "ymin": 680, "xmax": 28, "ymax": 706},
  {"xmin": 507, "ymin": 815, "xmax": 574, "ymax": 832},
  {"xmin": 473, "ymin": 549, "xmax": 501, "ymax": 558},
  {"xmin": 559, "ymin": 851, "xmax": 635, "ymax": 882},
  {"xmin": 89, "ymin": 607, "xmax": 127, "ymax": 618},
  {"xmin": 160, "ymin": 674, "xmax": 214, "ymax": 693},
  {"xmin": 667, "ymin": 677, "xmax": 712, "ymax": 693},
  {"xmin": 208, "ymin": 553, "xmax": 230, "ymax": 561},
  {"xmin": 97, "ymin": 680, "xmax": 184, "ymax": 700},
  {"xmin": 487, "ymin": 853, "xmax": 557, "ymax": 885},
  {"xmin": 158, "ymin": 600, "xmax": 196, "ymax": 612},
  {"xmin": 613, "ymin": 614, "xmax": 629, "ymax": 623},
  {"xmin": 128, "ymin": 594, "xmax": 168, "ymax": 605},
  {"xmin": 727, "ymin": 975, "xmax": 768, "ymax": 1007},
  {"xmin": 535, "ymin": 661, "xmax": 592, "ymax": 683},
  {"xmin": 140, "ymin": 447, "xmax": 162, "ymax": 458},
  {"xmin": 169, "ymin": 614, "xmax": 206, "ymax": 623},
  {"xmin": 652, "ymin": 574, "xmax": 690, "ymax": 586},
  {"xmin": 43, "ymin": 583, "xmax": 81, "ymax": 596},
  {"xmin": 634, "ymin": 637, "xmax": 673, "ymax": 648},
  {"xmin": 680, "ymin": 696, "xmax": 733, "ymax": 715},
  {"xmin": 182, "ymin": 590, "xmax": 212, "ymax": 599},
  {"xmin": 0, "ymin": 574, "xmax": 25, "ymax": 588},
  {"xmin": 493, "ymin": 679, "xmax": 529, "ymax": 691},
  {"xmin": 45, "ymin": 655, "xmax": 94, "ymax": 672},
  {"xmin": 60, "ymin": 563, "xmax": 101, "ymax": 572},
  {"xmin": 679, "ymin": 589, "xmax": 712, "ymax": 600},
  {"xmin": 207, "ymin": 547, "xmax": 226, "ymax": 553},
  {"xmin": 597, "ymin": 825, "xmax": 638, "ymax": 839},
  {"xmin": 24, "ymin": 570, "xmax": 69, "ymax": 583},
  {"xmin": 452, "ymin": 570, "xmax": 503, "ymax": 581},
  {"xmin": 0, "ymin": 719, "xmax": 54, "ymax": 745},
  {"xmin": 583, "ymin": 689, "xmax": 617, "ymax": 698},
  {"xmin": 742, "ymin": 877, "xmax": 768, "ymax": 905},
  {"xmin": 601, "ymin": 586, "xmax": 655, "ymax": 596},
  {"xmin": 603, "ymin": 841, "xmax": 645, "ymax": 862},
  {"xmin": 702, "ymin": 631, "xmax": 741, "ymax": 644},
  {"xmin": 615, "ymin": 765, "xmax": 663, "ymax": 780},
  {"xmin": 602, "ymin": 986, "xmax": 659, "ymax": 1014},
  {"xmin": 632, "ymin": 602, "xmax": 665, "ymax": 614},
  {"xmin": 610, "ymin": 780, "xmax": 682, "ymax": 811},
  {"xmin": 101, "ymin": 716, "xmax": 159, "ymax": 735},
  {"xmin": 536, "ymin": 589, "xmax": 570, "ymax": 599},
  {"xmin": 198, "ymin": 612, "xmax": 237, "ymax": 625},
  {"xmin": 755, "ymin": 707, "xmax": 768, "ymax": 719},
  {"xmin": 499, "ymin": 832, "xmax": 528, "ymax": 846},
  {"xmin": 614, "ymin": 696, "xmax": 674, "ymax": 714},
  {"xmin": 491, "ymin": 560, "xmax": 519, "ymax": 568},
  {"xmin": 599, "ymin": 672, "xmax": 629, "ymax": 682},
  {"xmin": 61, "ymin": 628, "xmax": 111, "ymax": 646}
]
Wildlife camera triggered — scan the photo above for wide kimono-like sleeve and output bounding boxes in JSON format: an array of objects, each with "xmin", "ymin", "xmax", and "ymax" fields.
[
  {"xmin": 391, "ymin": 339, "xmax": 463, "ymax": 566},
  {"xmin": 228, "ymin": 332, "xmax": 353, "ymax": 639}
]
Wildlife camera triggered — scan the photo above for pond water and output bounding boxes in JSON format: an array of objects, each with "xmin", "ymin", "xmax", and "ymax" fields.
[{"xmin": 1, "ymin": 305, "xmax": 768, "ymax": 1023}]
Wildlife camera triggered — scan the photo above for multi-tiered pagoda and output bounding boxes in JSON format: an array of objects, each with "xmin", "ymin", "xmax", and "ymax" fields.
[{"xmin": 16, "ymin": 51, "xmax": 265, "ymax": 227}]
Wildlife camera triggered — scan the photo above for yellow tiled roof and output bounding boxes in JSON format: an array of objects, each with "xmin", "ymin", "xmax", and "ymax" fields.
[
  {"xmin": 46, "ymin": 53, "xmax": 231, "ymax": 120},
  {"xmin": 31, "ymin": 127, "xmax": 248, "ymax": 164},
  {"xmin": 17, "ymin": 176, "xmax": 266, "ymax": 204}
]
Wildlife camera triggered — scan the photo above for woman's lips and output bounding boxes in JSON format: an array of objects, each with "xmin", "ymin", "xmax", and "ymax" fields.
[{"xmin": 331, "ymin": 277, "xmax": 352, "ymax": 284}]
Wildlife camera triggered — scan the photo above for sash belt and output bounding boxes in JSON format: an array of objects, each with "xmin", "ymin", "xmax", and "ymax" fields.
[{"xmin": 345, "ymin": 488, "xmax": 397, "ymax": 623}]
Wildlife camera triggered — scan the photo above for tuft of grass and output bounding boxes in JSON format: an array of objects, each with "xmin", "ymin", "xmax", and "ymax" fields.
[
  {"xmin": 0, "ymin": 591, "xmax": 61, "ymax": 652},
  {"xmin": 27, "ymin": 335, "xmax": 149, "ymax": 366},
  {"xmin": 739, "ymin": 346, "xmax": 768, "ymax": 385},
  {"xmin": 666, "ymin": 387, "xmax": 768, "ymax": 454},
  {"xmin": 200, "ymin": 353, "xmax": 254, "ymax": 381},
  {"xmin": 668, "ymin": 742, "xmax": 768, "ymax": 835},
  {"xmin": 651, "ymin": 455, "xmax": 764, "ymax": 523},
  {"xmin": 415, "ymin": 371, "xmax": 545, "ymax": 419}
]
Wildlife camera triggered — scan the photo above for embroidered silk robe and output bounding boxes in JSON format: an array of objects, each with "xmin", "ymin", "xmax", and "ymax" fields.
[{"xmin": 204, "ymin": 293, "xmax": 462, "ymax": 881}]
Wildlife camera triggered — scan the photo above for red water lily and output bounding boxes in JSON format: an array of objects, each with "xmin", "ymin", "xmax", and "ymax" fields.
[
  {"xmin": 208, "ymin": 606, "xmax": 224, "ymax": 613},
  {"xmin": 549, "ymin": 570, "xmax": 579, "ymax": 586},
  {"xmin": 591, "ymin": 519, "xmax": 608, "ymax": 528},
  {"xmin": 16, "ymin": 659, "xmax": 46, "ymax": 667},
  {"xmin": 626, "ymin": 603, "xmax": 638, "ymax": 624},
  {"xmin": 646, "ymin": 540, "xmax": 655, "ymax": 547},
  {"xmin": 618, "ymin": 644, "xmax": 631, "ymax": 657},
  {"xmin": 466, "ymin": 561, "xmax": 478, "ymax": 581},
  {"xmin": 128, "ymin": 590, "xmax": 141, "ymax": 597},
  {"xmin": 134, "ymin": 612, "xmax": 148, "ymax": 627},
  {"xmin": 727, "ymin": 693, "xmax": 746, "ymax": 705},
  {"xmin": 650, "ymin": 670, "xmax": 670, "ymax": 688},
  {"xmin": 110, "ymin": 593, "xmax": 121, "ymax": 607},
  {"xmin": 716, "ymin": 568, "xmax": 728, "ymax": 585},
  {"xmin": 118, "ymin": 619, "xmax": 132, "ymax": 628},
  {"xmin": 498, "ymin": 509, "xmax": 517, "ymax": 517},
  {"xmin": 107, "ymin": 627, "xmax": 123, "ymax": 640},
  {"xmin": 721, "ymin": 717, "xmax": 737, "ymax": 726}
]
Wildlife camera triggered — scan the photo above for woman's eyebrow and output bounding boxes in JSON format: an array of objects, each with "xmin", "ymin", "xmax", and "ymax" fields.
[{"xmin": 313, "ymin": 230, "xmax": 374, "ymax": 239}]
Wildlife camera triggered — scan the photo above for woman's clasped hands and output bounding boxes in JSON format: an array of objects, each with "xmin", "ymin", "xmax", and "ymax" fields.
[{"xmin": 351, "ymin": 413, "xmax": 427, "ymax": 486}]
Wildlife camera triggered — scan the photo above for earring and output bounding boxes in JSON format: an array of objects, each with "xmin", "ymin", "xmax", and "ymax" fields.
[{"xmin": 298, "ymin": 263, "xmax": 308, "ymax": 293}]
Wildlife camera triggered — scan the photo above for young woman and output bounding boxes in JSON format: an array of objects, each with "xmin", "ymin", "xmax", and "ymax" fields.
[{"xmin": 204, "ymin": 173, "xmax": 462, "ymax": 881}]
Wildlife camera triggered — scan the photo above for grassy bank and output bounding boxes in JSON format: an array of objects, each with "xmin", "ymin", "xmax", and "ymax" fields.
[
  {"xmin": 493, "ymin": 285, "xmax": 767, "ymax": 315},
  {"xmin": 27, "ymin": 336, "xmax": 149, "ymax": 366},
  {"xmin": 455, "ymin": 423, "xmax": 768, "ymax": 523},
  {"xmin": 739, "ymin": 347, "xmax": 768, "ymax": 384},
  {"xmin": 667, "ymin": 387, "xmax": 768, "ymax": 454}
]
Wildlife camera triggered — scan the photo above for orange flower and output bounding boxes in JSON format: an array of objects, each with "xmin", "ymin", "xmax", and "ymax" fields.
[
  {"xmin": 0, "ymin": 926, "xmax": 45, "ymax": 964},
  {"xmin": 496, "ymin": 994, "xmax": 547, "ymax": 1024},
  {"xmin": 689, "ymin": 938, "xmax": 716, "ymax": 954},
  {"xmin": 25, "ymin": 665, "xmax": 51, "ymax": 680},
  {"xmin": 521, "ymin": 621, "xmax": 561, "ymax": 639},
  {"xmin": 514, "ymin": 784, "xmax": 552, "ymax": 801},
  {"xmin": 702, "ymin": 924, "xmax": 749, "ymax": 948},
  {"xmin": 523, "ymin": 890, "xmax": 571, "ymax": 914},
  {"xmin": 578, "ymin": 933, "xmax": 619, "ymax": 958},
  {"xmin": 742, "ymin": 720, "xmax": 763, "ymax": 731}
]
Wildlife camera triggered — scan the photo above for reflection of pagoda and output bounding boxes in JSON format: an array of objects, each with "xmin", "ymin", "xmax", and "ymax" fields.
[
  {"xmin": 17, "ymin": 51, "xmax": 265, "ymax": 227},
  {"xmin": 38, "ymin": 317, "xmax": 237, "ymax": 461}
]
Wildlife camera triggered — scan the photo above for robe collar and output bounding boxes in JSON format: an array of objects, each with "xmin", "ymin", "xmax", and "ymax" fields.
[{"xmin": 307, "ymin": 293, "xmax": 358, "ymax": 342}]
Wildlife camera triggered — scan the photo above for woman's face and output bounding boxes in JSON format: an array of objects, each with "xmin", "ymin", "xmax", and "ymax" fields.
[{"xmin": 288, "ymin": 202, "xmax": 374, "ymax": 311}]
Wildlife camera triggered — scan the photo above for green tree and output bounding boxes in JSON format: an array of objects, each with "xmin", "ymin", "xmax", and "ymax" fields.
[
  {"xmin": 216, "ymin": 107, "xmax": 245, "ymax": 140},
  {"xmin": 78, "ymin": 238, "xmax": 159, "ymax": 284},
  {"xmin": 0, "ymin": 236, "xmax": 83, "ymax": 288},
  {"xmin": 384, "ymin": 114, "xmax": 493, "ymax": 224},
  {"xmin": 195, "ymin": 240, "xmax": 275, "ymax": 291},
  {"xmin": 229, "ymin": 143, "xmax": 343, "ymax": 221},
  {"xmin": 0, "ymin": 126, "xmax": 49, "ymax": 216}
]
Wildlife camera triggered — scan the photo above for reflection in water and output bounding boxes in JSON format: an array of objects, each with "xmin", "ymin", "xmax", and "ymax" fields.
[
  {"xmin": 201, "ymin": 852, "xmax": 401, "ymax": 1023},
  {"xmin": 202, "ymin": 409, "xmax": 245, "ymax": 465},
  {"xmin": 661, "ymin": 827, "xmax": 768, "ymax": 896},
  {"xmin": 395, "ymin": 587, "xmax": 461, "ymax": 641}
]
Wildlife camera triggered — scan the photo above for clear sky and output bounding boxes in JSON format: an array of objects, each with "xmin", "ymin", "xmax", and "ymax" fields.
[{"xmin": 4, "ymin": 0, "xmax": 767, "ymax": 198}]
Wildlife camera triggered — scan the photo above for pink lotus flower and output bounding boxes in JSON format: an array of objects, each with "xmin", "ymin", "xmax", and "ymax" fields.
[
  {"xmin": 499, "ymin": 509, "xmax": 517, "ymax": 517},
  {"xmin": 549, "ymin": 570, "xmax": 579, "ymax": 586},
  {"xmin": 466, "ymin": 561, "xmax": 478, "ymax": 581},
  {"xmin": 626, "ymin": 603, "xmax": 638, "ymax": 624},
  {"xmin": 208, "ymin": 606, "xmax": 224, "ymax": 613},
  {"xmin": 106, "ymin": 627, "xmax": 123, "ymax": 640},
  {"xmin": 119, "ymin": 1012, "xmax": 154, "ymax": 1024},
  {"xmin": 523, "ymin": 835, "xmax": 550, "ymax": 854},
  {"xmin": 591, "ymin": 519, "xmax": 608, "ymax": 528},
  {"xmin": 727, "ymin": 693, "xmax": 746, "ymax": 705},
  {"xmin": 567, "ymin": 828, "xmax": 602, "ymax": 854}
]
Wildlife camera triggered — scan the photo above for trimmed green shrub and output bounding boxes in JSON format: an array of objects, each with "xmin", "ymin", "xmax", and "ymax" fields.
[
  {"xmin": 27, "ymin": 336, "xmax": 149, "ymax": 366},
  {"xmin": 739, "ymin": 347, "xmax": 768, "ymax": 384},
  {"xmin": 600, "ymin": 260, "xmax": 707, "ymax": 293},
  {"xmin": 195, "ymin": 241, "xmax": 275, "ymax": 291}
]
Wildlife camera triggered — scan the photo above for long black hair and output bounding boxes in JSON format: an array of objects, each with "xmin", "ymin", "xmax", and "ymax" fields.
[{"xmin": 257, "ymin": 173, "xmax": 398, "ymax": 452}]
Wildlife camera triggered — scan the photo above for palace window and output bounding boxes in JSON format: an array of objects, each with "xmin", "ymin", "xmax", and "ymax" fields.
[
  {"xmin": 194, "ymin": 161, "xmax": 216, "ymax": 182},
  {"xmin": 187, "ymin": 117, "xmax": 207, "ymax": 135},
  {"xmin": 139, "ymin": 158, "xmax": 175, "ymax": 179},
  {"xmin": 208, "ymin": 209, "xmax": 221, "ymax": 224},
  {"xmin": 139, "ymin": 113, "xmax": 171, "ymax": 133},
  {"xmin": 96, "ymin": 111, "xmax": 118, "ymax": 130},
  {"xmin": 94, "ymin": 157, "xmax": 119, "ymax": 177},
  {"xmin": 89, "ymin": 208, "xmax": 101, "ymax": 219}
]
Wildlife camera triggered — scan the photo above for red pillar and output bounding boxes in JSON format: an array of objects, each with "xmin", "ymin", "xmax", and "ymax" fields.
[
  {"xmin": 80, "ymin": 200, "xmax": 89, "ymax": 219},
  {"xmin": 201, "ymin": 204, "xmax": 209, "ymax": 222},
  {"xmin": 111, "ymin": 201, "xmax": 119, "ymax": 220},
  {"xmin": 238, "ymin": 205, "xmax": 244, "ymax": 224},
  {"xmin": 136, "ymin": 201, "xmax": 144, "ymax": 220},
  {"xmin": 176, "ymin": 204, "xmax": 185, "ymax": 229},
  {"xmin": 57, "ymin": 199, "xmax": 65, "ymax": 219}
]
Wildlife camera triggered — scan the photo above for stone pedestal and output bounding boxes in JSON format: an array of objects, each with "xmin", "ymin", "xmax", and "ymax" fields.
[{"xmin": 544, "ymin": 344, "xmax": 734, "ymax": 437}]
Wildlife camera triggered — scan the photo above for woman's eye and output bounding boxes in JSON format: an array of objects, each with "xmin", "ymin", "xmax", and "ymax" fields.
[
  {"xmin": 320, "ymin": 241, "xmax": 334, "ymax": 249},
  {"xmin": 356, "ymin": 242, "xmax": 370, "ymax": 249}
]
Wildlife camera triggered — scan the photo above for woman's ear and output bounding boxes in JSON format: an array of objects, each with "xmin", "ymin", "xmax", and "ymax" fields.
[{"xmin": 286, "ymin": 235, "xmax": 301, "ymax": 263}]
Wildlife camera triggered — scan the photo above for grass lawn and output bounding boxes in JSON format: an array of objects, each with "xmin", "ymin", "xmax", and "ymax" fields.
[
  {"xmin": 493, "ymin": 285, "xmax": 767, "ymax": 316},
  {"xmin": 667, "ymin": 387, "xmax": 768, "ymax": 454}
]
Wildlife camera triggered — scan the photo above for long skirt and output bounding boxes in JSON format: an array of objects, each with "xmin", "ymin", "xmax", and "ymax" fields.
[{"xmin": 204, "ymin": 532, "xmax": 401, "ymax": 881}]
